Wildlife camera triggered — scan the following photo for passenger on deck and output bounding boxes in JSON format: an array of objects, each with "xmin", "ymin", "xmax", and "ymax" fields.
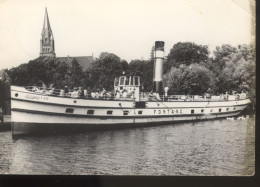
[
  {"xmin": 64, "ymin": 85, "xmax": 69, "ymax": 95},
  {"xmin": 155, "ymin": 92, "xmax": 161, "ymax": 100},
  {"xmin": 31, "ymin": 85, "xmax": 37, "ymax": 92},
  {"xmin": 205, "ymin": 88, "xmax": 212, "ymax": 99},
  {"xmin": 48, "ymin": 87, "xmax": 55, "ymax": 95},
  {"xmin": 148, "ymin": 91, "xmax": 155, "ymax": 100},
  {"xmin": 71, "ymin": 87, "xmax": 79, "ymax": 98},
  {"xmin": 105, "ymin": 91, "xmax": 112, "ymax": 99},
  {"xmin": 224, "ymin": 92, "xmax": 229, "ymax": 100},
  {"xmin": 84, "ymin": 88, "xmax": 88, "ymax": 98},
  {"xmin": 39, "ymin": 81, "xmax": 46, "ymax": 90},
  {"xmin": 91, "ymin": 91, "xmax": 96, "ymax": 99},
  {"xmin": 49, "ymin": 83, "xmax": 54, "ymax": 89},
  {"xmin": 130, "ymin": 91, "xmax": 135, "ymax": 99},
  {"xmin": 115, "ymin": 90, "xmax": 121, "ymax": 99},
  {"xmin": 78, "ymin": 87, "xmax": 84, "ymax": 98},
  {"xmin": 60, "ymin": 89, "xmax": 65, "ymax": 97},
  {"xmin": 164, "ymin": 87, "xmax": 169, "ymax": 97},
  {"xmin": 240, "ymin": 91, "xmax": 246, "ymax": 99},
  {"xmin": 100, "ymin": 88, "xmax": 106, "ymax": 98},
  {"xmin": 95, "ymin": 89, "xmax": 100, "ymax": 99},
  {"xmin": 33, "ymin": 86, "xmax": 44, "ymax": 94},
  {"xmin": 122, "ymin": 91, "xmax": 127, "ymax": 99}
]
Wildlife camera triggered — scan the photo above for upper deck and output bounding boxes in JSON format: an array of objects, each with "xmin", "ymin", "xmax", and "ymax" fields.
[{"xmin": 13, "ymin": 85, "xmax": 248, "ymax": 103}]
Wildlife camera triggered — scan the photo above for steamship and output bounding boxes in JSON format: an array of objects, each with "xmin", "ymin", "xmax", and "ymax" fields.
[{"xmin": 11, "ymin": 41, "xmax": 251, "ymax": 136}]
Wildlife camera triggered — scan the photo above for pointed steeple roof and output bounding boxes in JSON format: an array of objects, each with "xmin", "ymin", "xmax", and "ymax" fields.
[{"xmin": 42, "ymin": 7, "xmax": 52, "ymax": 35}]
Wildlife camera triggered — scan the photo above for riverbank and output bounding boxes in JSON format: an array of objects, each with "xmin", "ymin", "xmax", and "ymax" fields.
[{"xmin": 0, "ymin": 115, "xmax": 11, "ymax": 131}]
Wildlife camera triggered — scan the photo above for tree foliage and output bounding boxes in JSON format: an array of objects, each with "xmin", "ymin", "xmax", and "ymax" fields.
[
  {"xmin": 6, "ymin": 42, "xmax": 255, "ymax": 106},
  {"xmin": 213, "ymin": 44, "xmax": 255, "ymax": 102},
  {"xmin": 10, "ymin": 57, "xmax": 70, "ymax": 87},
  {"xmin": 128, "ymin": 59, "xmax": 154, "ymax": 91},
  {"xmin": 165, "ymin": 42, "xmax": 209, "ymax": 71},
  {"xmin": 88, "ymin": 53, "xmax": 128, "ymax": 90},
  {"xmin": 164, "ymin": 64, "xmax": 216, "ymax": 95},
  {"xmin": 65, "ymin": 58, "xmax": 85, "ymax": 88}
]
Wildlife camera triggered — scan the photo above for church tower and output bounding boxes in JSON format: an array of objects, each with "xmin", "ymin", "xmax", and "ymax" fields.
[{"xmin": 40, "ymin": 8, "xmax": 56, "ymax": 57}]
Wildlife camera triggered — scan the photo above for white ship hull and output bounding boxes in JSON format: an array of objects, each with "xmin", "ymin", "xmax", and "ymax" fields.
[{"xmin": 11, "ymin": 86, "xmax": 250, "ymax": 136}]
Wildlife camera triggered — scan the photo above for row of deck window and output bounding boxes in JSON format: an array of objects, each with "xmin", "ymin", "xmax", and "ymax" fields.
[
  {"xmin": 65, "ymin": 108, "xmax": 133, "ymax": 115},
  {"xmin": 65, "ymin": 107, "xmax": 236, "ymax": 115},
  {"xmin": 191, "ymin": 107, "xmax": 236, "ymax": 114}
]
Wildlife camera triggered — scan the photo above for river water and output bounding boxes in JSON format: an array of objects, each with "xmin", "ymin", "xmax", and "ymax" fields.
[{"xmin": 0, "ymin": 118, "xmax": 255, "ymax": 175}]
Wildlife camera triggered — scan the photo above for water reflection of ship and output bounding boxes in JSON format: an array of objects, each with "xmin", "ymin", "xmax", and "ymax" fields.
[{"xmin": 11, "ymin": 41, "xmax": 251, "ymax": 137}]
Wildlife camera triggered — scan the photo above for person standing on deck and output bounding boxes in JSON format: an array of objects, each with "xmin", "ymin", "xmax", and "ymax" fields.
[{"xmin": 164, "ymin": 87, "xmax": 169, "ymax": 97}]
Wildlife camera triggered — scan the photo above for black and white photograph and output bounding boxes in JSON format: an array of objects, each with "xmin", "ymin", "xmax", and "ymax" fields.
[{"xmin": 0, "ymin": 0, "xmax": 255, "ymax": 177}]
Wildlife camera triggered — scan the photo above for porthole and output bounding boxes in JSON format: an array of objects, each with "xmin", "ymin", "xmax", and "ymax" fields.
[
  {"xmin": 124, "ymin": 111, "xmax": 129, "ymax": 115},
  {"xmin": 65, "ymin": 108, "xmax": 74, "ymax": 113},
  {"xmin": 15, "ymin": 93, "xmax": 18, "ymax": 97},
  {"xmin": 87, "ymin": 110, "xmax": 94, "ymax": 115},
  {"xmin": 201, "ymin": 109, "xmax": 204, "ymax": 113},
  {"xmin": 107, "ymin": 110, "xmax": 113, "ymax": 115},
  {"xmin": 138, "ymin": 111, "xmax": 143, "ymax": 115},
  {"xmin": 226, "ymin": 108, "xmax": 229, "ymax": 111},
  {"xmin": 219, "ymin": 108, "xmax": 222, "ymax": 112},
  {"xmin": 210, "ymin": 109, "xmax": 213, "ymax": 112},
  {"xmin": 234, "ymin": 107, "xmax": 236, "ymax": 110},
  {"xmin": 74, "ymin": 100, "xmax": 77, "ymax": 103},
  {"xmin": 191, "ymin": 109, "xmax": 194, "ymax": 114}
]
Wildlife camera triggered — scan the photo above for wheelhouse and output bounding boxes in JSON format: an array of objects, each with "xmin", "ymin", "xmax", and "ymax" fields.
[
  {"xmin": 114, "ymin": 75, "xmax": 140, "ymax": 91},
  {"xmin": 114, "ymin": 75, "xmax": 141, "ymax": 101},
  {"xmin": 114, "ymin": 75, "xmax": 140, "ymax": 87}
]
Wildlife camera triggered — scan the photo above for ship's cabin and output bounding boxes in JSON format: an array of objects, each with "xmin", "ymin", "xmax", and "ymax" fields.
[
  {"xmin": 114, "ymin": 75, "xmax": 141, "ymax": 101},
  {"xmin": 114, "ymin": 75, "xmax": 140, "ymax": 91}
]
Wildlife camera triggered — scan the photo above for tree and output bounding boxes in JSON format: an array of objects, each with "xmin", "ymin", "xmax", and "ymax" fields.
[
  {"xmin": 51, "ymin": 61, "xmax": 70, "ymax": 88},
  {"xmin": 9, "ymin": 63, "xmax": 29, "ymax": 86},
  {"xmin": 0, "ymin": 81, "xmax": 6, "ymax": 108},
  {"xmin": 9, "ymin": 56, "xmax": 71, "ymax": 87},
  {"xmin": 165, "ymin": 42, "xmax": 209, "ymax": 72},
  {"xmin": 129, "ymin": 59, "xmax": 154, "ymax": 91},
  {"xmin": 212, "ymin": 44, "xmax": 255, "ymax": 98},
  {"xmin": 213, "ymin": 44, "xmax": 238, "ymax": 61},
  {"xmin": 212, "ymin": 44, "xmax": 238, "ymax": 69},
  {"xmin": 150, "ymin": 46, "xmax": 155, "ymax": 60},
  {"xmin": 121, "ymin": 60, "xmax": 129, "ymax": 72},
  {"xmin": 164, "ymin": 63, "xmax": 216, "ymax": 95},
  {"xmin": 88, "ymin": 53, "xmax": 126, "ymax": 90},
  {"xmin": 65, "ymin": 58, "xmax": 85, "ymax": 88}
]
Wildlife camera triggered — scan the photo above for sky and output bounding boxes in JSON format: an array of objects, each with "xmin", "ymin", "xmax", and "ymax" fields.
[{"xmin": 0, "ymin": 0, "xmax": 255, "ymax": 70}]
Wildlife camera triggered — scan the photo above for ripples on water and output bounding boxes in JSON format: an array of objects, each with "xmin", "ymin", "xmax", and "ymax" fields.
[{"xmin": 0, "ymin": 118, "xmax": 255, "ymax": 175}]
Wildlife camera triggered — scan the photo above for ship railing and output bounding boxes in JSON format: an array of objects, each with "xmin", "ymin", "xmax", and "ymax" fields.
[
  {"xmin": 24, "ymin": 86, "xmax": 248, "ymax": 101},
  {"xmin": 140, "ymin": 92, "xmax": 248, "ymax": 102},
  {"xmin": 161, "ymin": 94, "xmax": 248, "ymax": 101},
  {"xmin": 24, "ymin": 86, "xmax": 135, "ymax": 101}
]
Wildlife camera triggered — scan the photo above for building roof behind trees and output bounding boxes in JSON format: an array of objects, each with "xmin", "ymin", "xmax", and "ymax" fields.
[{"xmin": 57, "ymin": 56, "xmax": 94, "ymax": 71}]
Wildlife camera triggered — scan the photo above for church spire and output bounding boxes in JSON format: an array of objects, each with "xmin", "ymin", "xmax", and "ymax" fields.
[
  {"xmin": 42, "ymin": 7, "xmax": 52, "ymax": 35},
  {"xmin": 40, "ymin": 7, "xmax": 55, "ymax": 58}
]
